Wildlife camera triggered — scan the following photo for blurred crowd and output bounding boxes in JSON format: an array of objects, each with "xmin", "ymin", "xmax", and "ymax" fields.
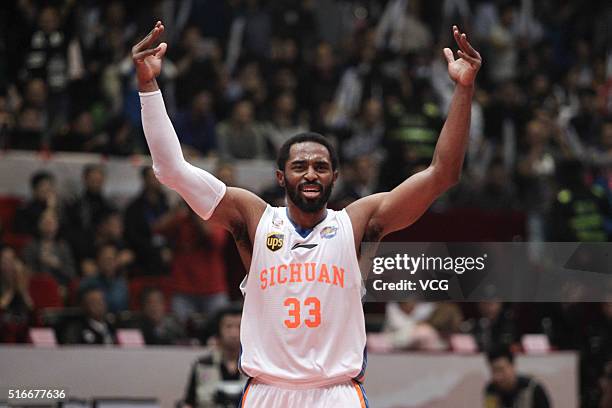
[
  {"xmin": 0, "ymin": 0, "xmax": 611, "ymax": 242},
  {"xmin": 0, "ymin": 0, "xmax": 610, "ymax": 406}
]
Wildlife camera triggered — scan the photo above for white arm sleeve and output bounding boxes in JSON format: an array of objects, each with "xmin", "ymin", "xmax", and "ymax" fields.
[{"xmin": 140, "ymin": 90, "xmax": 226, "ymax": 220}]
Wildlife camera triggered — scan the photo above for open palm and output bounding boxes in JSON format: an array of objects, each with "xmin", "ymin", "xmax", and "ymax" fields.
[
  {"xmin": 132, "ymin": 21, "xmax": 168, "ymax": 84},
  {"xmin": 444, "ymin": 26, "xmax": 482, "ymax": 87}
]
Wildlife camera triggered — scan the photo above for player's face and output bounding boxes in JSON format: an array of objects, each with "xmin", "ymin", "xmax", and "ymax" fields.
[{"xmin": 280, "ymin": 142, "xmax": 337, "ymax": 213}]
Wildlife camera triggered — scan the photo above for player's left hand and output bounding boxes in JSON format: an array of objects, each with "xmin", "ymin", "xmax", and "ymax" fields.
[{"xmin": 444, "ymin": 26, "xmax": 482, "ymax": 87}]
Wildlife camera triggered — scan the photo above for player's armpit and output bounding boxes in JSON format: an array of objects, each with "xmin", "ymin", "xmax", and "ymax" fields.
[
  {"xmin": 208, "ymin": 186, "xmax": 267, "ymax": 243},
  {"xmin": 347, "ymin": 166, "xmax": 453, "ymax": 242}
]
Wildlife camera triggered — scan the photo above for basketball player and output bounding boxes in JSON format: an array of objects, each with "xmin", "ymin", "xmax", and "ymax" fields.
[{"xmin": 133, "ymin": 21, "xmax": 481, "ymax": 407}]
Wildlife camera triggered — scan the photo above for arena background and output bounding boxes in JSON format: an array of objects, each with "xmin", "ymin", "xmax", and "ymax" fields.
[{"xmin": 0, "ymin": 0, "xmax": 610, "ymax": 407}]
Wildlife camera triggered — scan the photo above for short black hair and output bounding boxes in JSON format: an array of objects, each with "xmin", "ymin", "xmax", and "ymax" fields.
[
  {"xmin": 276, "ymin": 132, "xmax": 339, "ymax": 171},
  {"xmin": 214, "ymin": 303, "xmax": 243, "ymax": 335},
  {"xmin": 487, "ymin": 345, "xmax": 515, "ymax": 365},
  {"xmin": 30, "ymin": 171, "xmax": 54, "ymax": 190},
  {"xmin": 77, "ymin": 283, "xmax": 104, "ymax": 304}
]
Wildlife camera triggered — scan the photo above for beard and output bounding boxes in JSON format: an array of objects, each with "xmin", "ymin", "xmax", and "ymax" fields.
[{"xmin": 284, "ymin": 178, "xmax": 333, "ymax": 213}]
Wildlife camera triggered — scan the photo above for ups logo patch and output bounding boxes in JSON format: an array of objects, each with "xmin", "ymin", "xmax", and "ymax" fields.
[{"xmin": 266, "ymin": 232, "xmax": 284, "ymax": 251}]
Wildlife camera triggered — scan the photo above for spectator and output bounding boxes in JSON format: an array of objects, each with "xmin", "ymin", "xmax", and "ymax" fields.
[
  {"xmin": 158, "ymin": 202, "xmax": 230, "ymax": 323},
  {"xmin": 216, "ymin": 100, "xmax": 269, "ymax": 160},
  {"xmin": 548, "ymin": 160, "xmax": 611, "ymax": 241},
  {"xmin": 375, "ymin": 0, "xmax": 433, "ymax": 54},
  {"xmin": 63, "ymin": 164, "xmax": 115, "ymax": 263},
  {"xmin": 124, "ymin": 167, "xmax": 171, "ymax": 276},
  {"xmin": 174, "ymin": 90, "xmax": 218, "ymax": 157},
  {"xmin": 20, "ymin": 4, "xmax": 83, "ymax": 125},
  {"xmin": 225, "ymin": 61, "xmax": 268, "ymax": 112},
  {"xmin": 52, "ymin": 111, "xmax": 106, "ymax": 152},
  {"xmin": 463, "ymin": 301, "xmax": 517, "ymax": 352},
  {"xmin": 138, "ymin": 287, "xmax": 186, "ymax": 346},
  {"xmin": 79, "ymin": 243, "xmax": 128, "ymax": 313},
  {"xmin": 326, "ymin": 39, "xmax": 381, "ymax": 129},
  {"xmin": 484, "ymin": 346, "xmax": 551, "ymax": 408},
  {"xmin": 517, "ymin": 119, "xmax": 559, "ymax": 240},
  {"xmin": 81, "ymin": 210, "xmax": 135, "ymax": 273},
  {"xmin": 183, "ymin": 304, "xmax": 246, "ymax": 408},
  {"xmin": 62, "ymin": 286, "xmax": 116, "ymax": 345},
  {"xmin": 379, "ymin": 302, "xmax": 447, "ymax": 351},
  {"xmin": 452, "ymin": 158, "xmax": 519, "ymax": 210},
  {"xmin": 600, "ymin": 360, "xmax": 612, "ymax": 408},
  {"xmin": 582, "ymin": 302, "xmax": 612, "ymax": 407},
  {"xmin": 341, "ymin": 98, "xmax": 385, "ymax": 161},
  {"xmin": 533, "ymin": 302, "xmax": 585, "ymax": 351},
  {"xmin": 333, "ymin": 155, "xmax": 379, "ymax": 208},
  {"xmin": 568, "ymin": 118, "xmax": 612, "ymax": 169},
  {"xmin": 378, "ymin": 73, "xmax": 444, "ymax": 191},
  {"xmin": 10, "ymin": 79, "xmax": 48, "ymax": 150},
  {"xmin": 172, "ymin": 26, "xmax": 222, "ymax": 110},
  {"xmin": 262, "ymin": 92, "xmax": 307, "ymax": 154},
  {"xmin": 11, "ymin": 106, "xmax": 46, "ymax": 151},
  {"xmin": 487, "ymin": 4, "xmax": 518, "ymax": 84},
  {"xmin": 0, "ymin": 93, "xmax": 15, "ymax": 149},
  {"xmin": 569, "ymin": 88, "xmax": 602, "ymax": 146},
  {"xmin": 240, "ymin": 0, "xmax": 272, "ymax": 60},
  {"xmin": 0, "ymin": 247, "xmax": 33, "ymax": 343},
  {"xmin": 14, "ymin": 171, "xmax": 59, "ymax": 235},
  {"xmin": 299, "ymin": 42, "xmax": 340, "ymax": 123},
  {"xmin": 23, "ymin": 209, "xmax": 76, "ymax": 286},
  {"xmin": 101, "ymin": 116, "xmax": 139, "ymax": 156}
]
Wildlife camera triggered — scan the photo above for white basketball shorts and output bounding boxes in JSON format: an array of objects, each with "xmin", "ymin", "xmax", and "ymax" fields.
[{"xmin": 238, "ymin": 379, "xmax": 369, "ymax": 407}]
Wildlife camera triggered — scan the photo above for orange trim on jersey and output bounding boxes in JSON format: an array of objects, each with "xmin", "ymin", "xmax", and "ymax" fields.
[
  {"xmin": 241, "ymin": 381, "xmax": 252, "ymax": 407},
  {"xmin": 353, "ymin": 380, "xmax": 367, "ymax": 408}
]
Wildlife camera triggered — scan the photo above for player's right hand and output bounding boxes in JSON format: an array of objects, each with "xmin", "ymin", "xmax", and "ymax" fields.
[{"xmin": 132, "ymin": 21, "xmax": 167, "ymax": 86}]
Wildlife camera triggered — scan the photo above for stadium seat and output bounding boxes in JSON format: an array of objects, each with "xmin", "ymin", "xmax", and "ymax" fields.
[
  {"xmin": 29, "ymin": 273, "xmax": 63, "ymax": 309},
  {"xmin": 0, "ymin": 196, "xmax": 22, "ymax": 231}
]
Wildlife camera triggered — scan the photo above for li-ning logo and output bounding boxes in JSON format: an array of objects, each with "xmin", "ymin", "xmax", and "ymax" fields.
[
  {"xmin": 266, "ymin": 233, "xmax": 284, "ymax": 251},
  {"xmin": 320, "ymin": 226, "xmax": 338, "ymax": 239},
  {"xmin": 291, "ymin": 243, "xmax": 318, "ymax": 250}
]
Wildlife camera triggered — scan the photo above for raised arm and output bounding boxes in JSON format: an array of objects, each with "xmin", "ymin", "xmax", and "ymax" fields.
[
  {"xmin": 347, "ymin": 26, "xmax": 482, "ymax": 243},
  {"xmin": 133, "ymin": 22, "xmax": 266, "ymax": 238}
]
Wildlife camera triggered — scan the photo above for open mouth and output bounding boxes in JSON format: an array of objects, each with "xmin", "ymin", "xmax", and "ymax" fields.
[{"xmin": 300, "ymin": 184, "xmax": 322, "ymax": 199}]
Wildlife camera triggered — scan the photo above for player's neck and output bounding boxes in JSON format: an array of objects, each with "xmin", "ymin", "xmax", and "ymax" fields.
[{"xmin": 286, "ymin": 201, "xmax": 327, "ymax": 229}]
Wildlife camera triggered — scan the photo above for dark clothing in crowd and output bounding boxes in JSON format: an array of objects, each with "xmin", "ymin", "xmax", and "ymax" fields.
[
  {"xmin": 465, "ymin": 309, "xmax": 517, "ymax": 352},
  {"xmin": 23, "ymin": 238, "xmax": 76, "ymax": 286},
  {"xmin": 548, "ymin": 185, "xmax": 612, "ymax": 241},
  {"xmin": 61, "ymin": 316, "xmax": 116, "ymax": 345},
  {"xmin": 13, "ymin": 199, "xmax": 49, "ymax": 235},
  {"xmin": 79, "ymin": 275, "xmax": 128, "ymax": 314},
  {"xmin": 485, "ymin": 375, "xmax": 551, "ymax": 408},
  {"xmin": 124, "ymin": 191, "xmax": 170, "ymax": 276},
  {"xmin": 0, "ymin": 293, "xmax": 32, "ymax": 343},
  {"xmin": 184, "ymin": 350, "xmax": 247, "ymax": 408},
  {"xmin": 140, "ymin": 316, "xmax": 186, "ymax": 346},
  {"xmin": 63, "ymin": 192, "xmax": 115, "ymax": 260}
]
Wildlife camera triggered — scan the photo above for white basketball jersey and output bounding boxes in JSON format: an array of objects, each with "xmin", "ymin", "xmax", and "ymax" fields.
[{"xmin": 239, "ymin": 205, "xmax": 367, "ymax": 388}]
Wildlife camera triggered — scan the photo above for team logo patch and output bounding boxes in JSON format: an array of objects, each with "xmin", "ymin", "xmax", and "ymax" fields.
[
  {"xmin": 320, "ymin": 226, "xmax": 338, "ymax": 239},
  {"xmin": 266, "ymin": 232, "xmax": 284, "ymax": 251}
]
